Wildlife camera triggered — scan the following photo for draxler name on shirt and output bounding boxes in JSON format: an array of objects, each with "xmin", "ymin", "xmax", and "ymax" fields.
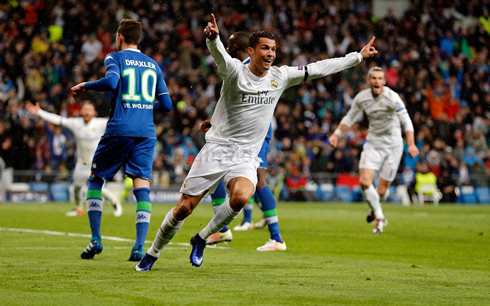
[
  {"xmin": 123, "ymin": 103, "xmax": 154, "ymax": 109},
  {"xmin": 124, "ymin": 59, "xmax": 156, "ymax": 69}
]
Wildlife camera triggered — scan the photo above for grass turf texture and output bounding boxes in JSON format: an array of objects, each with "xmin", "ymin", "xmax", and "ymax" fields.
[{"xmin": 0, "ymin": 202, "xmax": 489, "ymax": 305}]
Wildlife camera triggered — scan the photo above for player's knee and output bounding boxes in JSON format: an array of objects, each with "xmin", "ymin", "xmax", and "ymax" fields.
[
  {"xmin": 378, "ymin": 187, "xmax": 387, "ymax": 197},
  {"xmin": 230, "ymin": 193, "xmax": 250, "ymax": 210},
  {"xmin": 174, "ymin": 195, "xmax": 196, "ymax": 220},
  {"xmin": 359, "ymin": 178, "xmax": 371, "ymax": 190},
  {"xmin": 256, "ymin": 178, "xmax": 268, "ymax": 190}
]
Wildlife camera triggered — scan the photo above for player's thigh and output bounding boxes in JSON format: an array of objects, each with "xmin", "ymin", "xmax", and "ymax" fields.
[
  {"xmin": 227, "ymin": 176, "xmax": 256, "ymax": 210},
  {"xmin": 379, "ymin": 145, "xmax": 403, "ymax": 182},
  {"xmin": 125, "ymin": 137, "xmax": 157, "ymax": 182},
  {"xmin": 92, "ymin": 135, "xmax": 134, "ymax": 181},
  {"xmin": 73, "ymin": 162, "xmax": 91, "ymax": 186},
  {"xmin": 180, "ymin": 143, "xmax": 227, "ymax": 197},
  {"xmin": 224, "ymin": 162, "xmax": 258, "ymax": 195}
]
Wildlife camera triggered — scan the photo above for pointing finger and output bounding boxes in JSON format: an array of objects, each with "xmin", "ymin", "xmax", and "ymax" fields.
[
  {"xmin": 211, "ymin": 13, "xmax": 217, "ymax": 27},
  {"xmin": 367, "ymin": 36, "xmax": 375, "ymax": 46}
]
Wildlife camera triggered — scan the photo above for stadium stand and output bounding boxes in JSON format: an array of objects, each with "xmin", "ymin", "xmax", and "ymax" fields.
[{"xmin": 0, "ymin": 0, "xmax": 488, "ymax": 203}]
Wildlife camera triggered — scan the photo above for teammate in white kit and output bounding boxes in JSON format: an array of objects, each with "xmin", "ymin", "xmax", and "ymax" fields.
[
  {"xmin": 26, "ymin": 101, "xmax": 123, "ymax": 217},
  {"xmin": 135, "ymin": 14, "xmax": 377, "ymax": 271},
  {"xmin": 328, "ymin": 67, "xmax": 419, "ymax": 233}
]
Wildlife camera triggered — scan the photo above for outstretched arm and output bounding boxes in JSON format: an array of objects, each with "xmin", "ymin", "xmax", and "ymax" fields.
[
  {"xmin": 71, "ymin": 53, "xmax": 121, "ymax": 99},
  {"xmin": 71, "ymin": 73, "xmax": 119, "ymax": 98},
  {"xmin": 328, "ymin": 96, "xmax": 363, "ymax": 147},
  {"xmin": 283, "ymin": 37, "xmax": 378, "ymax": 88},
  {"xmin": 204, "ymin": 14, "xmax": 238, "ymax": 78},
  {"xmin": 27, "ymin": 102, "xmax": 62, "ymax": 125},
  {"xmin": 308, "ymin": 37, "xmax": 377, "ymax": 81}
]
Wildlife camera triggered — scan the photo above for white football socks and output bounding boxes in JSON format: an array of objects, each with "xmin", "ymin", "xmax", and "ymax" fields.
[
  {"xmin": 147, "ymin": 208, "xmax": 184, "ymax": 257},
  {"xmin": 363, "ymin": 185, "xmax": 385, "ymax": 220},
  {"xmin": 102, "ymin": 186, "xmax": 119, "ymax": 205},
  {"xmin": 381, "ymin": 188, "xmax": 390, "ymax": 202},
  {"xmin": 199, "ymin": 200, "xmax": 241, "ymax": 240}
]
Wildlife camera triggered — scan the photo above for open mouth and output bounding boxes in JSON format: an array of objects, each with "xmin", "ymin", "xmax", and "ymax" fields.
[{"xmin": 263, "ymin": 59, "xmax": 273, "ymax": 64}]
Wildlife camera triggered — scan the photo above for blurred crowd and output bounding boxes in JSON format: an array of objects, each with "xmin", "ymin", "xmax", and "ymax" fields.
[{"xmin": 0, "ymin": 0, "xmax": 489, "ymax": 201}]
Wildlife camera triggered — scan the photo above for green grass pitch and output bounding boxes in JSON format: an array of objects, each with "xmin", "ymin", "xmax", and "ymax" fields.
[{"xmin": 0, "ymin": 202, "xmax": 489, "ymax": 305}]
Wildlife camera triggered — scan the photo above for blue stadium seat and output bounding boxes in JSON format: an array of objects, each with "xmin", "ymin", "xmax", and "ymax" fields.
[
  {"xmin": 335, "ymin": 185, "xmax": 353, "ymax": 203},
  {"xmin": 476, "ymin": 187, "xmax": 490, "ymax": 204},
  {"xmin": 29, "ymin": 182, "xmax": 48, "ymax": 192},
  {"xmin": 50, "ymin": 183, "xmax": 70, "ymax": 202},
  {"xmin": 320, "ymin": 183, "xmax": 335, "ymax": 202},
  {"xmin": 352, "ymin": 185, "xmax": 363, "ymax": 202},
  {"xmin": 460, "ymin": 186, "xmax": 478, "ymax": 204}
]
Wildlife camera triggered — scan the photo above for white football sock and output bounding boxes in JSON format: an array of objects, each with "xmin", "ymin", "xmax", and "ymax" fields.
[
  {"xmin": 102, "ymin": 186, "xmax": 119, "ymax": 205},
  {"xmin": 363, "ymin": 185, "xmax": 385, "ymax": 220},
  {"xmin": 147, "ymin": 208, "xmax": 184, "ymax": 257},
  {"xmin": 199, "ymin": 200, "xmax": 241, "ymax": 240},
  {"xmin": 380, "ymin": 188, "xmax": 390, "ymax": 202}
]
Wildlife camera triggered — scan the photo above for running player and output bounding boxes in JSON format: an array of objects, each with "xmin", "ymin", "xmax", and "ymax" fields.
[
  {"xmin": 204, "ymin": 31, "xmax": 286, "ymax": 251},
  {"xmin": 328, "ymin": 67, "xmax": 419, "ymax": 233},
  {"xmin": 26, "ymin": 101, "xmax": 123, "ymax": 217},
  {"xmin": 135, "ymin": 14, "xmax": 376, "ymax": 271},
  {"xmin": 71, "ymin": 19, "xmax": 172, "ymax": 261}
]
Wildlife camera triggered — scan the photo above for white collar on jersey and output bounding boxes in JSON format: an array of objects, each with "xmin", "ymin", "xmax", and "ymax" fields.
[{"xmin": 124, "ymin": 48, "xmax": 141, "ymax": 53}]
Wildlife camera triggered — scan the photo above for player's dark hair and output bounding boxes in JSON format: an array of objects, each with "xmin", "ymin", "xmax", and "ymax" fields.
[
  {"xmin": 81, "ymin": 100, "xmax": 95, "ymax": 108},
  {"xmin": 117, "ymin": 19, "xmax": 142, "ymax": 45},
  {"xmin": 249, "ymin": 31, "xmax": 275, "ymax": 49}
]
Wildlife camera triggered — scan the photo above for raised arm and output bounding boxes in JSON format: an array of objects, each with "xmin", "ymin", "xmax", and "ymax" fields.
[
  {"xmin": 308, "ymin": 37, "xmax": 377, "ymax": 81},
  {"xmin": 283, "ymin": 37, "xmax": 378, "ymax": 88},
  {"xmin": 26, "ymin": 102, "xmax": 77, "ymax": 131},
  {"xmin": 328, "ymin": 97, "xmax": 363, "ymax": 147},
  {"xmin": 204, "ymin": 14, "xmax": 239, "ymax": 78}
]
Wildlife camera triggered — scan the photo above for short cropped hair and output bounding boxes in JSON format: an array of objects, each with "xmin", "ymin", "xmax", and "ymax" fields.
[
  {"xmin": 117, "ymin": 19, "xmax": 142, "ymax": 45},
  {"xmin": 81, "ymin": 100, "xmax": 95, "ymax": 108},
  {"xmin": 249, "ymin": 30, "xmax": 275, "ymax": 49},
  {"xmin": 367, "ymin": 66, "xmax": 384, "ymax": 78}
]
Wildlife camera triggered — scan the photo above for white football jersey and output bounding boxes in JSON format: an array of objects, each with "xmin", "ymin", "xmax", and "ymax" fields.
[
  {"xmin": 206, "ymin": 37, "xmax": 362, "ymax": 155},
  {"xmin": 340, "ymin": 86, "xmax": 409, "ymax": 147},
  {"xmin": 38, "ymin": 109, "xmax": 108, "ymax": 165}
]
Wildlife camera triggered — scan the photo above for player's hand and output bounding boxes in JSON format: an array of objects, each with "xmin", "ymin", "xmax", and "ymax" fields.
[
  {"xmin": 204, "ymin": 14, "xmax": 219, "ymax": 41},
  {"xmin": 26, "ymin": 102, "xmax": 40, "ymax": 115},
  {"xmin": 360, "ymin": 37, "xmax": 378, "ymax": 59},
  {"xmin": 408, "ymin": 144, "xmax": 419, "ymax": 158},
  {"xmin": 328, "ymin": 134, "xmax": 338, "ymax": 147},
  {"xmin": 200, "ymin": 119, "xmax": 212, "ymax": 132},
  {"xmin": 71, "ymin": 82, "xmax": 86, "ymax": 100}
]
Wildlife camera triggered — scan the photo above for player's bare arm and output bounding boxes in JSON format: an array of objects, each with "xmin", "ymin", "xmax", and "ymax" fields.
[
  {"xmin": 328, "ymin": 124, "xmax": 349, "ymax": 148},
  {"xmin": 405, "ymin": 131, "xmax": 420, "ymax": 158},
  {"xmin": 204, "ymin": 14, "xmax": 219, "ymax": 41}
]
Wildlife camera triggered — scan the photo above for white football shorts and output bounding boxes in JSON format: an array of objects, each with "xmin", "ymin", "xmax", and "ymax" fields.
[
  {"xmin": 359, "ymin": 142, "xmax": 403, "ymax": 182},
  {"xmin": 180, "ymin": 142, "xmax": 259, "ymax": 196},
  {"xmin": 73, "ymin": 161, "xmax": 91, "ymax": 186}
]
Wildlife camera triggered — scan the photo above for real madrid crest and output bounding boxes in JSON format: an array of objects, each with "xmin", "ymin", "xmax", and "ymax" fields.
[
  {"xmin": 183, "ymin": 180, "xmax": 188, "ymax": 188},
  {"xmin": 270, "ymin": 80, "xmax": 278, "ymax": 89}
]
